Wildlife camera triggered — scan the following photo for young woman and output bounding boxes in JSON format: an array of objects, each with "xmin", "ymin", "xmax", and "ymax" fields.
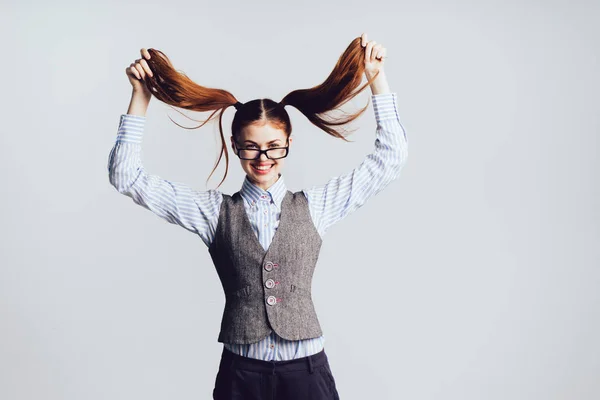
[{"xmin": 108, "ymin": 32, "xmax": 408, "ymax": 400}]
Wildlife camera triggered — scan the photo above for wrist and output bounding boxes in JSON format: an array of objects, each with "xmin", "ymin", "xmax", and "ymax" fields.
[
  {"xmin": 365, "ymin": 67, "xmax": 385, "ymax": 80},
  {"xmin": 367, "ymin": 69, "xmax": 390, "ymax": 95},
  {"xmin": 132, "ymin": 88, "xmax": 151, "ymax": 101},
  {"xmin": 128, "ymin": 90, "xmax": 151, "ymax": 116}
]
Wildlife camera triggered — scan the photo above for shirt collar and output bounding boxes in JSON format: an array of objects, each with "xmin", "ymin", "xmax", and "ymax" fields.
[{"xmin": 240, "ymin": 173, "xmax": 287, "ymax": 211}]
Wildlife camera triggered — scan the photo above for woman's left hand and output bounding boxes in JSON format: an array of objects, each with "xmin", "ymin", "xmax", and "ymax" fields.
[{"xmin": 361, "ymin": 32, "xmax": 386, "ymax": 78}]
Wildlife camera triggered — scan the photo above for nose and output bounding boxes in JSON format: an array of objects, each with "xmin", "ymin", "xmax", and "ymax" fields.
[{"xmin": 258, "ymin": 152, "xmax": 269, "ymax": 161}]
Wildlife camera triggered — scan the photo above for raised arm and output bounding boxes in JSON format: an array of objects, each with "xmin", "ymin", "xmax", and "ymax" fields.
[
  {"xmin": 109, "ymin": 53, "xmax": 222, "ymax": 248},
  {"xmin": 107, "ymin": 113, "xmax": 222, "ymax": 247},
  {"xmin": 301, "ymin": 34, "xmax": 408, "ymax": 237},
  {"xmin": 302, "ymin": 91, "xmax": 408, "ymax": 238}
]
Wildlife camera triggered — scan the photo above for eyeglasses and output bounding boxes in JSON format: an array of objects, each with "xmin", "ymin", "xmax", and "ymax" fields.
[{"xmin": 234, "ymin": 140, "xmax": 290, "ymax": 160}]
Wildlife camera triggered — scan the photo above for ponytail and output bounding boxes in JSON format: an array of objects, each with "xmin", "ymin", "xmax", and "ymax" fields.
[
  {"xmin": 281, "ymin": 37, "xmax": 380, "ymax": 141},
  {"xmin": 142, "ymin": 36, "xmax": 377, "ymax": 189},
  {"xmin": 143, "ymin": 48, "xmax": 239, "ymax": 188}
]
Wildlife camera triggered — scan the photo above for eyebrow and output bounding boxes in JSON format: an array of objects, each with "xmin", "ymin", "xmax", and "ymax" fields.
[{"xmin": 243, "ymin": 139, "xmax": 282, "ymax": 144}]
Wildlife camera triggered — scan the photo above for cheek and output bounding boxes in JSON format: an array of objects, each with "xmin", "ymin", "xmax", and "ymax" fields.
[{"xmin": 240, "ymin": 161, "xmax": 251, "ymax": 171}]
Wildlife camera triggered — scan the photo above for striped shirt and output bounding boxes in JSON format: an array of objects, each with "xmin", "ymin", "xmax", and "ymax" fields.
[{"xmin": 107, "ymin": 92, "xmax": 408, "ymax": 361}]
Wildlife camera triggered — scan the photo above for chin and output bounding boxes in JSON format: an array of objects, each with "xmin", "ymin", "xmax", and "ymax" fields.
[
  {"xmin": 248, "ymin": 167, "xmax": 279, "ymax": 181},
  {"xmin": 255, "ymin": 171, "xmax": 277, "ymax": 179}
]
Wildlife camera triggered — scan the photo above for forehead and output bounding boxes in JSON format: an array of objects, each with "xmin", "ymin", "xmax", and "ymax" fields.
[{"xmin": 238, "ymin": 122, "xmax": 287, "ymax": 144}]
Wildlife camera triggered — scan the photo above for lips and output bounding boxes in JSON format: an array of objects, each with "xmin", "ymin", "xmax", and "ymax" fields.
[{"xmin": 251, "ymin": 164, "xmax": 274, "ymax": 173}]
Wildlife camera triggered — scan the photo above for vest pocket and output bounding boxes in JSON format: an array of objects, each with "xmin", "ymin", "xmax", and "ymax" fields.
[
  {"xmin": 289, "ymin": 284, "xmax": 311, "ymax": 296},
  {"xmin": 226, "ymin": 284, "xmax": 251, "ymax": 298}
]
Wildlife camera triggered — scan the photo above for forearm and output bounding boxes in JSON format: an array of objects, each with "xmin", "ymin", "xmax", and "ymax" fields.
[
  {"xmin": 127, "ymin": 90, "xmax": 151, "ymax": 117},
  {"xmin": 367, "ymin": 69, "xmax": 391, "ymax": 95}
]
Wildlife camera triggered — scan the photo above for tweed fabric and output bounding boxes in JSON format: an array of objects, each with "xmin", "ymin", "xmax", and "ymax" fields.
[{"xmin": 208, "ymin": 189, "xmax": 323, "ymax": 344}]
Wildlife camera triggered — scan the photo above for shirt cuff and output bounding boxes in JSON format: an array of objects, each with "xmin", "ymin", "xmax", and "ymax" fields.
[
  {"xmin": 371, "ymin": 92, "xmax": 399, "ymax": 122},
  {"xmin": 116, "ymin": 114, "xmax": 146, "ymax": 144}
]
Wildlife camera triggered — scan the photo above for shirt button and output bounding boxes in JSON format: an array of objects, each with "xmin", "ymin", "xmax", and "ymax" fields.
[
  {"xmin": 266, "ymin": 295, "xmax": 277, "ymax": 306},
  {"xmin": 265, "ymin": 279, "xmax": 275, "ymax": 289},
  {"xmin": 270, "ymin": 344, "xmax": 274, "ymax": 349}
]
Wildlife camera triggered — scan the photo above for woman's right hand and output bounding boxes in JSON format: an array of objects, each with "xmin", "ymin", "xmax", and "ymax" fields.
[{"xmin": 126, "ymin": 48, "xmax": 154, "ymax": 99}]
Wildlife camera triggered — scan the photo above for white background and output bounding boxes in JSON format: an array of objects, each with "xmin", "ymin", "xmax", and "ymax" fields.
[{"xmin": 1, "ymin": 0, "xmax": 599, "ymax": 399}]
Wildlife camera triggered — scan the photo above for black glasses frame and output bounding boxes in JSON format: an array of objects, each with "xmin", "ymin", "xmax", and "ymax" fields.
[{"xmin": 234, "ymin": 140, "xmax": 290, "ymax": 160}]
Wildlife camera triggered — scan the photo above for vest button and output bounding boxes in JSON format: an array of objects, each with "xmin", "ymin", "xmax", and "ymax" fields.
[
  {"xmin": 266, "ymin": 295, "xmax": 277, "ymax": 306},
  {"xmin": 264, "ymin": 262, "xmax": 274, "ymax": 271},
  {"xmin": 265, "ymin": 279, "xmax": 275, "ymax": 289}
]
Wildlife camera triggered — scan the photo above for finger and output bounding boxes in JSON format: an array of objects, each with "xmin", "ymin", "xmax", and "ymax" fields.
[
  {"xmin": 377, "ymin": 45, "xmax": 386, "ymax": 60},
  {"xmin": 134, "ymin": 63, "xmax": 146, "ymax": 79},
  {"xmin": 129, "ymin": 65, "xmax": 141, "ymax": 80},
  {"xmin": 372, "ymin": 44, "xmax": 383, "ymax": 61},
  {"xmin": 361, "ymin": 32, "xmax": 368, "ymax": 47},
  {"xmin": 139, "ymin": 58, "xmax": 154, "ymax": 77},
  {"xmin": 380, "ymin": 48, "xmax": 387, "ymax": 60},
  {"xmin": 129, "ymin": 64, "xmax": 140, "ymax": 79},
  {"xmin": 126, "ymin": 66, "xmax": 136, "ymax": 79},
  {"xmin": 141, "ymin": 48, "xmax": 151, "ymax": 60},
  {"xmin": 366, "ymin": 41, "xmax": 376, "ymax": 63},
  {"xmin": 373, "ymin": 44, "xmax": 383, "ymax": 61}
]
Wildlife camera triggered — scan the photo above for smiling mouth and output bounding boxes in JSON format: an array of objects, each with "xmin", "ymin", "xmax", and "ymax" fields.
[{"xmin": 252, "ymin": 164, "xmax": 274, "ymax": 172}]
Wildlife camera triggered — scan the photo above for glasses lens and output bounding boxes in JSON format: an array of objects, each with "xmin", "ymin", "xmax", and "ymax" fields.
[
  {"xmin": 266, "ymin": 148, "xmax": 287, "ymax": 159},
  {"xmin": 239, "ymin": 149, "xmax": 259, "ymax": 159},
  {"xmin": 238, "ymin": 148, "xmax": 287, "ymax": 160}
]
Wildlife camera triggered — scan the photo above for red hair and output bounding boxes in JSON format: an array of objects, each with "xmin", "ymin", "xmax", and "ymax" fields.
[{"xmin": 143, "ymin": 37, "xmax": 380, "ymax": 189}]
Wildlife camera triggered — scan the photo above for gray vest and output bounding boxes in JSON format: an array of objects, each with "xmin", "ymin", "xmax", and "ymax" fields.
[{"xmin": 208, "ymin": 189, "xmax": 324, "ymax": 344}]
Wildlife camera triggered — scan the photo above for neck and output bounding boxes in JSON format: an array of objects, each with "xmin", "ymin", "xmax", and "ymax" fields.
[{"xmin": 249, "ymin": 173, "xmax": 281, "ymax": 191}]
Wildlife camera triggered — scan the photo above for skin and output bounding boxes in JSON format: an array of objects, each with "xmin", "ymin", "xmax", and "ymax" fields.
[
  {"xmin": 125, "ymin": 32, "xmax": 390, "ymax": 192},
  {"xmin": 230, "ymin": 122, "xmax": 292, "ymax": 191}
]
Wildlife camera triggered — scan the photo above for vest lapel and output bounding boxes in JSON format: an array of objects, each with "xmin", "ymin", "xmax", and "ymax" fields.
[{"xmin": 234, "ymin": 190, "xmax": 291, "ymax": 257}]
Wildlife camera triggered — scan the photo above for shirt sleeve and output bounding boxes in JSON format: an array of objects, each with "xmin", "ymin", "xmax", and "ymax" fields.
[
  {"xmin": 302, "ymin": 92, "xmax": 408, "ymax": 238},
  {"xmin": 107, "ymin": 114, "xmax": 222, "ymax": 248}
]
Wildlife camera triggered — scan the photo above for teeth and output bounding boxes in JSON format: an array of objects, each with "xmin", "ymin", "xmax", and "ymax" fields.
[{"xmin": 254, "ymin": 165, "xmax": 273, "ymax": 170}]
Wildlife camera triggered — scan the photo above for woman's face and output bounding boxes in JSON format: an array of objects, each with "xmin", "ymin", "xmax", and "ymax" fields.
[{"xmin": 231, "ymin": 121, "xmax": 292, "ymax": 191}]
